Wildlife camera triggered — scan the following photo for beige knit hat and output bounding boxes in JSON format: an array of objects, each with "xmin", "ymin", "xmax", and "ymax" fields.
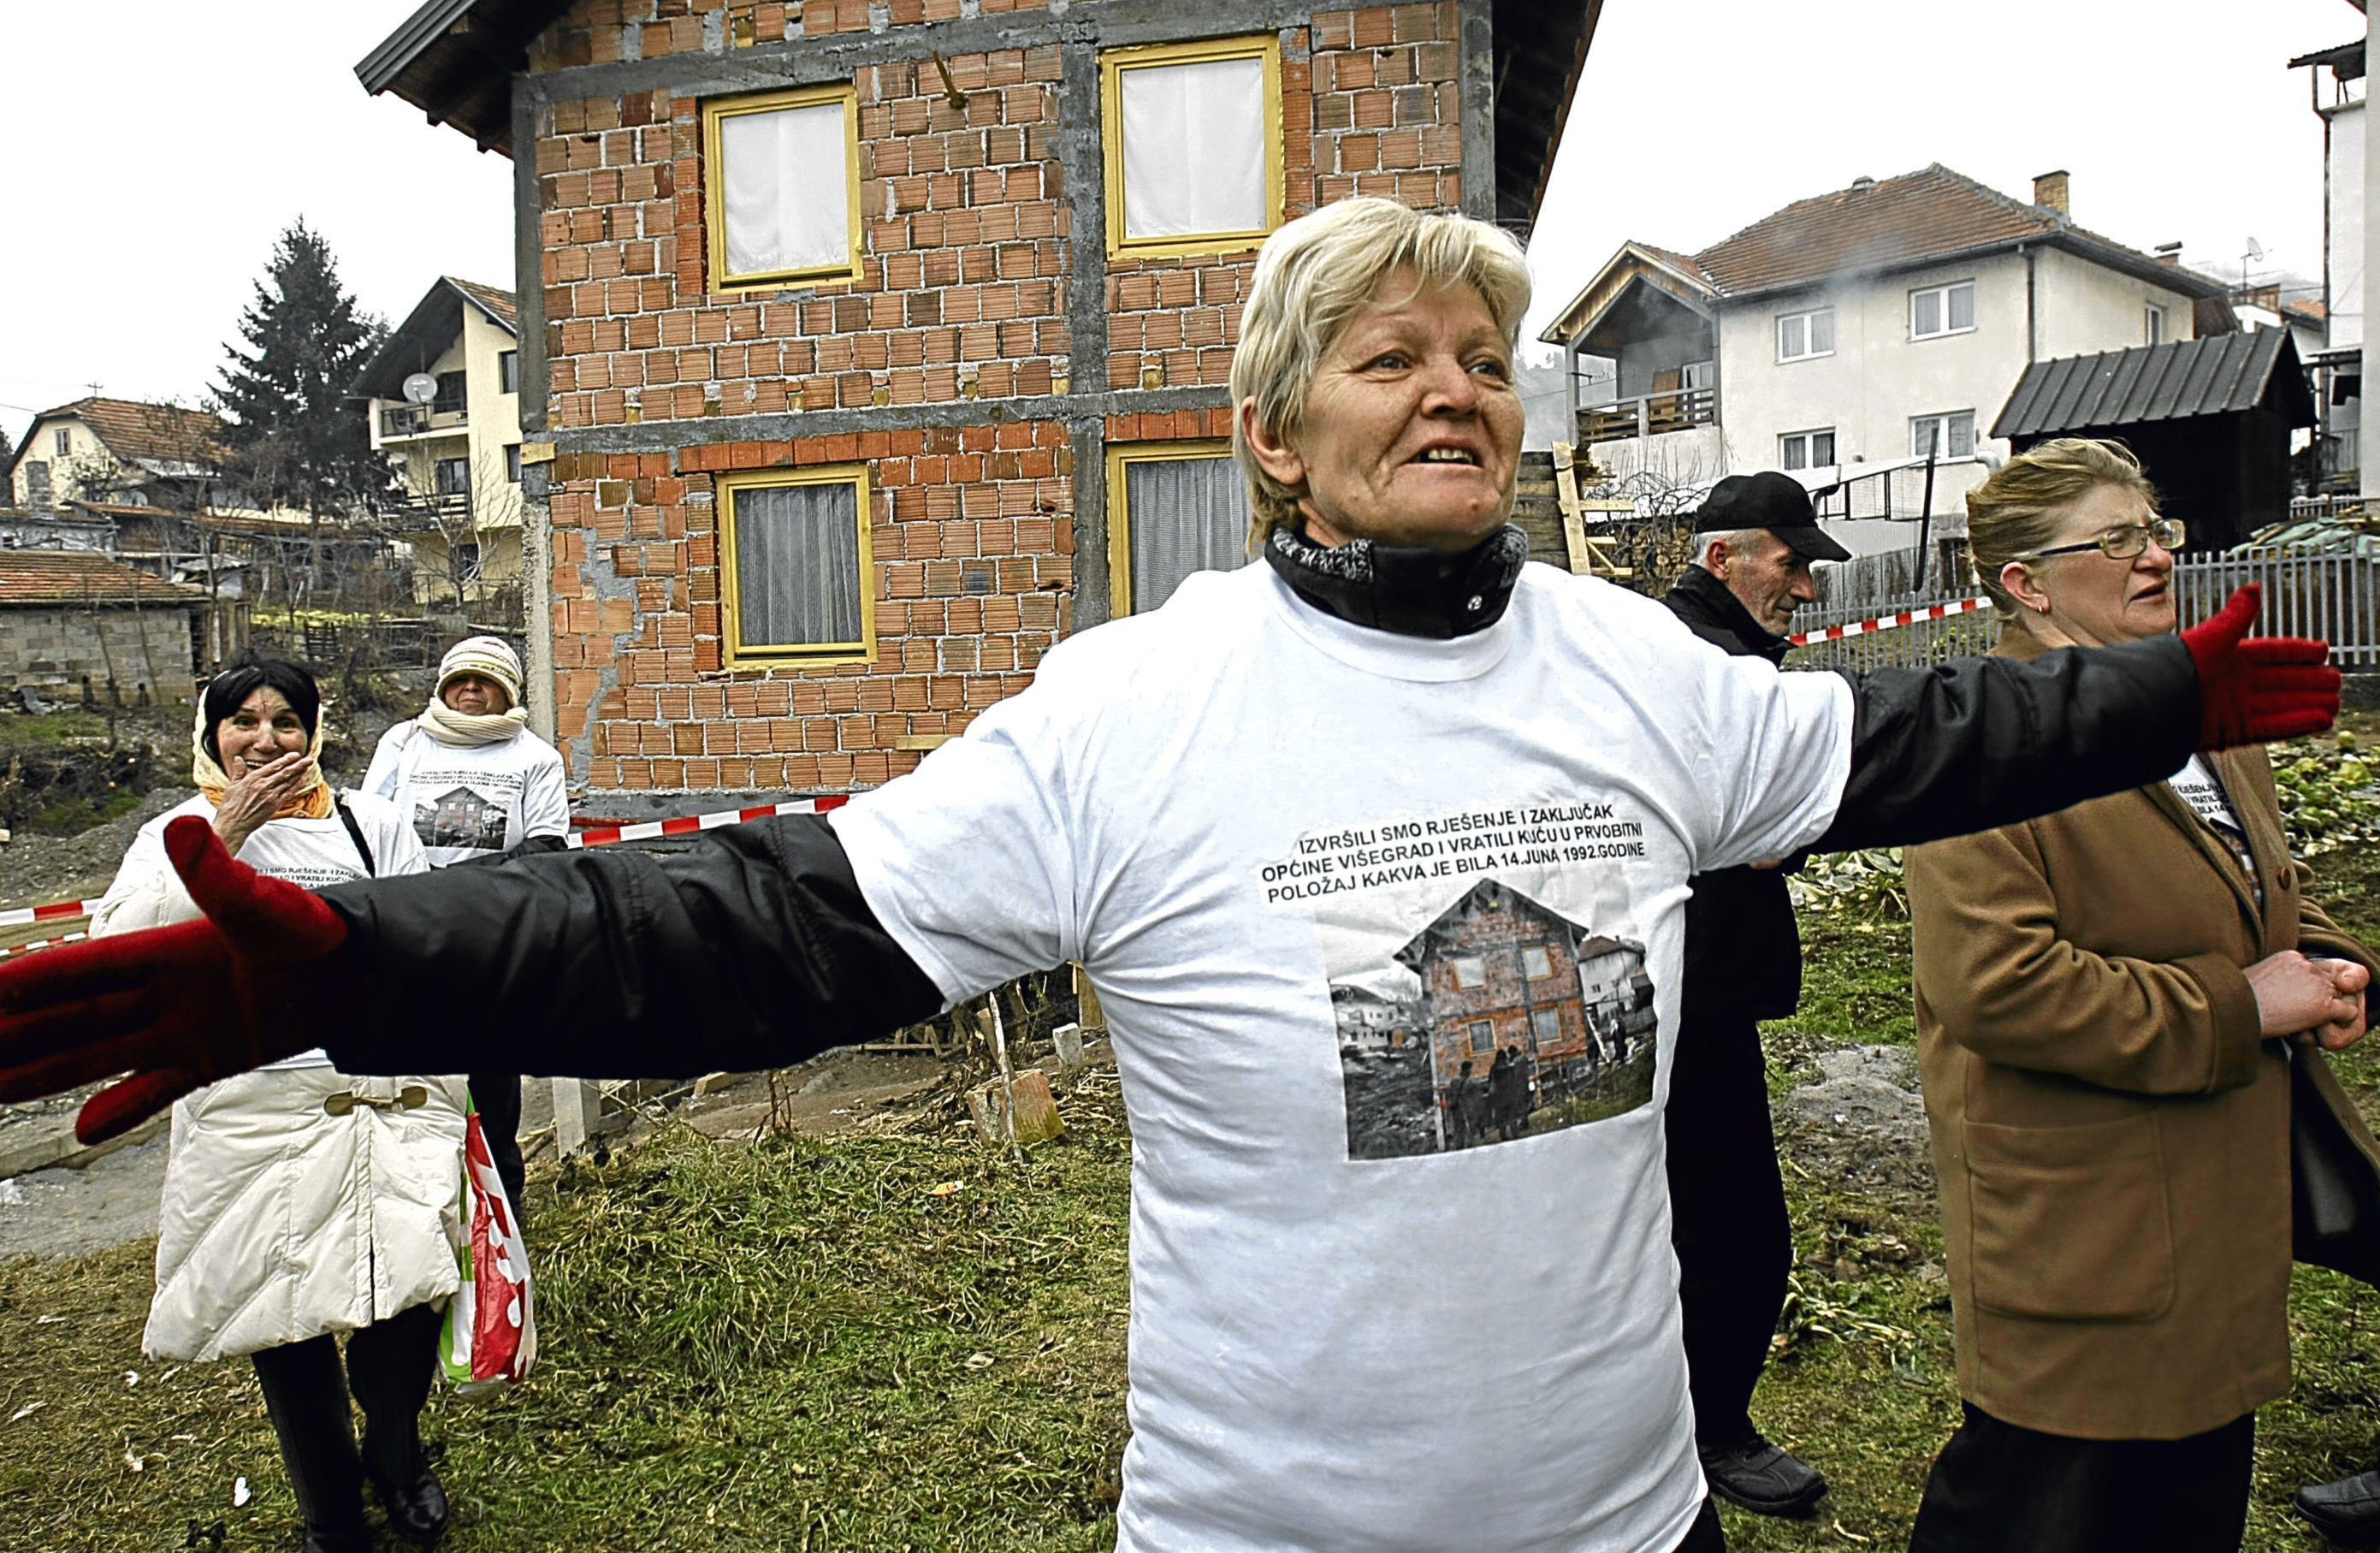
[{"xmin": 436, "ymin": 636, "xmax": 524, "ymax": 708}]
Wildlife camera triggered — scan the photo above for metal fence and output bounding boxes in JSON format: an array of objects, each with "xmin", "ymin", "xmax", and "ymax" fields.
[{"xmin": 1786, "ymin": 549, "xmax": 2380, "ymax": 673}]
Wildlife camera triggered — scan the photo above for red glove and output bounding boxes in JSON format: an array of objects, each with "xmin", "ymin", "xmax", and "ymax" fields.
[
  {"xmin": 2182, "ymin": 584, "xmax": 2340, "ymax": 748},
  {"xmin": 0, "ymin": 816, "xmax": 346, "ymax": 1145}
]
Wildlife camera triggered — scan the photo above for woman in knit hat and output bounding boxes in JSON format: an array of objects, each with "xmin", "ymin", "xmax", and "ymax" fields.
[{"xmin": 362, "ymin": 635, "xmax": 570, "ymax": 1217}]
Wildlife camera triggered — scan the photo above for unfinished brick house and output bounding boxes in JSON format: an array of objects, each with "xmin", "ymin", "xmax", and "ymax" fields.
[{"xmin": 358, "ymin": 0, "xmax": 1599, "ymax": 803}]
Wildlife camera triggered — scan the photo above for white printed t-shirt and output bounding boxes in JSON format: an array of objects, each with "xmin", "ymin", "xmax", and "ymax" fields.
[
  {"xmin": 362, "ymin": 723, "xmax": 571, "ymax": 868},
  {"xmin": 94, "ymin": 791, "xmax": 428, "ymax": 1070},
  {"xmin": 832, "ymin": 560, "xmax": 1854, "ymax": 1552}
]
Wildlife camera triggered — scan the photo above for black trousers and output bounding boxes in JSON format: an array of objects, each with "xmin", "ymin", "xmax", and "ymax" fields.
[
  {"xmin": 469, "ymin": 1071, "xmax": 527, "ymax": 1224},
  {"xmin": 1662, "ymin": 1005, "xmax": 1791, "ymax": 1447},
  {"xmin": 1673, "ymin": 1497, "xmax": 1726, "ymax": 1551},
  {"xmin": 249, "ymin": 1301, "xmax": 442, "ymax": 1519},
  {"xmin": 1909, "ymin": 1402, "xmax": 2254, "ymax": 1553}
]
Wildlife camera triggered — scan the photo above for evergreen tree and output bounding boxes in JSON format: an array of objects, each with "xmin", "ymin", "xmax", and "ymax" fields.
[{"xmin": 212, "ymin": 220, "xmax": 389, "ymax": 531}]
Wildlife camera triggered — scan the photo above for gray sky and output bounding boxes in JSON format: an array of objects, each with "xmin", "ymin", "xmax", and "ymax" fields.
[
  {"xmin": 2, "ymin": 0, "xmax": 2364, "ymax": 445},
  {"xmin": 1519, "ymin": 0, "xmax": 2363, "ymax": 350}
]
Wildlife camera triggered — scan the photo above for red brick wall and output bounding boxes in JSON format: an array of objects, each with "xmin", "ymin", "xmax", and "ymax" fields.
[{"xmin": 528, "ymin": 1, "xmax": 1471, "ymax": 794}]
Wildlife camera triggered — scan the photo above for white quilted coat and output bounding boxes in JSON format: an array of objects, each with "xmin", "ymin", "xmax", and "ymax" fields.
[{"xmin": 94, "ymin": 793, "xmax": 472, "ymax": 1363}]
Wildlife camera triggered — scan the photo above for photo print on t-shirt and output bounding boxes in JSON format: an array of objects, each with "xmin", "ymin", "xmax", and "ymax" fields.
[
  {"xmin": 1263, "ymin": 799, "xmax": 1659, "ymax": 1160},
  {"xmin": 414, "ymin": 785, "xmax": 510, "ymax": 851}
]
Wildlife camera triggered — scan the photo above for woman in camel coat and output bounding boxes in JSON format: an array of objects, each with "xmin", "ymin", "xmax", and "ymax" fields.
[{"xmin": 1905, "ymin": 438, "xmax": 2380, "ymax": 1552}]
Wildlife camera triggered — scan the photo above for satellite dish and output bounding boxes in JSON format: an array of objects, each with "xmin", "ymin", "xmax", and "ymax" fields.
[{"xmin": 401, "ymin": 372, "xmax": 439, "ymax": 405}]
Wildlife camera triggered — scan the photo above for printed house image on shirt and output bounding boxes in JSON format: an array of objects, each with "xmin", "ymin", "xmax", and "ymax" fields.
[
  {"xmin": 414, "ymin": 786, "xmax": 509, "ymax": 852},
  {"xmin": 1335, "ymin": 880, "xmax": 1658, "ymax": 1160}
]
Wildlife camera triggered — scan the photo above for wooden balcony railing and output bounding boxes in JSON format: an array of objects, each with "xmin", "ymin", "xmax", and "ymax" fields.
[{"xmin": 1578, "ymin": 387, "xmax": 1718, "ymax": 447}]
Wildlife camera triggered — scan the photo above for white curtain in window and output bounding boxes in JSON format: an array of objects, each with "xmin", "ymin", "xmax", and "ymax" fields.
[
  {"xmin": 720, "ymin": 102, "xmax": 850, "ymax": 276},
  {"xmin": 1809, "ymin": 310, "xmax": 1836, "ymax": 353},
  {"xmin": 1948, "ymin": 284, "xmax": 1975, "ymax": 331},
  {"xmin": 735, "ymin": 483, "xmax": 863, "ymax": 647},
  {"xmin": 1127, "ymin": 456, "xmax": 1253, "ymax": 612},
  {"xmin": 1120, "ymin": 56, "xmax": 1266, "ymax": 239},
  {"xmin": 1913, "ymin": 291, "xmax": 1942, "ymax": 336}
]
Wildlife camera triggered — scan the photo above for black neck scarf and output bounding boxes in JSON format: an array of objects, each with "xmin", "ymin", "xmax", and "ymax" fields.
[{"xmin": 1262, "ymin": 523, "xmax": 1530, "ymax": 640}]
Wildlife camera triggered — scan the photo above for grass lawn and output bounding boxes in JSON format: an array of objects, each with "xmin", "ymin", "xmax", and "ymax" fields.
[
  {"xmin": 0, "ymin": 1084, "xmax": 1134, "ymax": 1552},
  {"xmin": 12, "ymin": 728, "xmax": 2380, "ymax": 1549}
]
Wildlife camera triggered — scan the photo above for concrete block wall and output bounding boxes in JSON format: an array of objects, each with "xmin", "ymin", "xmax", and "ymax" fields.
[
  {"xmin": 0, "ymin": 607, "xmax": 196, "ymax": 700},
  {"xmin": 523, "ymin": 0, "xmax": 1478, "ymax": 796}
]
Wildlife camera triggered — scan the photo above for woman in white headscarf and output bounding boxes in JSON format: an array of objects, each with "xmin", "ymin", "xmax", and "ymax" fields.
[
  {"xmin": 97, "ymin": 656, "xmax": 457, "ymax": 1553},
  {"xmin": 363, "ymin": 635, "xmax": 570, "ymax": 1217}
]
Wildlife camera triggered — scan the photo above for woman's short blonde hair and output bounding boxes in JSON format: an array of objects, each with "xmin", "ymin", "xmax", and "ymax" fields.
[
  {"xmin": 1965, "ymin": 436, "xmax": 2161, "ymax": 619},
  {"xmin": 1229, "ymin": 198, "xmax": 1532, "ymax": 548}
]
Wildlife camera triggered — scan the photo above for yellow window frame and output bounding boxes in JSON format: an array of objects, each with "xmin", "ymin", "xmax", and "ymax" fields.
[
  {"xmin": 717, "ymin": 465, "xmax": 879, "ymax": 667},
  {"xmin": 1099, "ymin": 36, "xmax": 1285, "ymax": 262},
  {"xmin": 701, "ymin": 83, "xmax": 866, "ymax": 290},
  {"xmin": 1104, "ymin": 438, "xmax": 1240, "ymax": 617}
]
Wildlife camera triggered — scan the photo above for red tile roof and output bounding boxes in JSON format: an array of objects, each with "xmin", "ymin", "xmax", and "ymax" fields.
[
  {"xmin": 37, "ymin": 397, "xmax": 228, "ymax": 467},
  {"xmin": 0, "ymin": 550, "xmax": 205, "ymax": 607},
  {"xmin": 447, "ymin": 276, "xmax": 518, "ymax": 332}
]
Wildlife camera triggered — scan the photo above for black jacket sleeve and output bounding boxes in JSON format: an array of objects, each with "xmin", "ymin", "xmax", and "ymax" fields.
[
  {"xmin": 315, "ymin": 815, "xmax": 946, "ymax": 1079},
  {"xmin": 1818, "ymin": 634, "xmax": 2198, "ymax": 851}
]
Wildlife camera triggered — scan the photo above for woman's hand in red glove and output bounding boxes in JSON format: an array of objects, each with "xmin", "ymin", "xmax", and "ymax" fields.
[
  {"xmin": 2182, "ymin": 584, "xmax": 2340, "ymax": 748},
  {"xmin": 0, "ymin": 816, "xmax": 349, "ymax": 1144}
]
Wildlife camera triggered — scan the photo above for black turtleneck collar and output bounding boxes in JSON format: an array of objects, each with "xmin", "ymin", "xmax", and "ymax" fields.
[{"xmin": 1264, "ymin": 523, "xmax": 1529, "ymax": 639}]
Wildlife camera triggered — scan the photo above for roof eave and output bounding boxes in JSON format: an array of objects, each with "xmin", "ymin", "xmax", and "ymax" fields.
[
  {"xmin": 1539, "ymin": 244, "xmax": 1716, "ymax": 345},
  {"xmin": 356, "ymin": 0, "xmax": 481, "ymax": 93},
  {"xmin": 1710, "ymin": 228, "xmax": 2229, "ymax": 307}
]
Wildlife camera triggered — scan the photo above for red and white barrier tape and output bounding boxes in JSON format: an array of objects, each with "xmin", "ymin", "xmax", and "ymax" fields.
[
  {"xmin": 565, "ymin": 793, "xmax": 850, "ymax": 849},
  {"xmin": 0, "ymin": 898, "xmax": 105, "ymax": 929},
  {"xmin": 0, "ymin": 798, "xmax": 860, "ymax": 953},
  {"xmin": 1790, "ymin": 595, "xmax": 1991, "ymax": 648},
  {"xmin": 0, "ymin": 931, "xmax": 86, "ymax": 959}
]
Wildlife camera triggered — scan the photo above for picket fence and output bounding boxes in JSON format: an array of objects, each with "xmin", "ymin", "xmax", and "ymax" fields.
[{"xmin": 1788, "ymin": 550, "xmax": 2380, "ymax": 673}]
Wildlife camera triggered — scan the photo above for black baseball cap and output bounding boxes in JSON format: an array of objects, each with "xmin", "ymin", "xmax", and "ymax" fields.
[{"xmin": 1691, "ymin": 471, "xmax": 1852, "ymax": 563}]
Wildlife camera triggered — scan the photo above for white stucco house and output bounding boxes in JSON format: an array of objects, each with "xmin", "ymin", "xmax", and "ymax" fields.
[
  {"xmin": 1539, "ymin": 164, "xmax": 2234, "ymax": 556},
  {"xmin": 2293, "ymin": 35, "xmax": 2365, "ymax": 489},
  {"xmin": 350, "ymin": 277, "xmax": 528, "ymax": 605}
]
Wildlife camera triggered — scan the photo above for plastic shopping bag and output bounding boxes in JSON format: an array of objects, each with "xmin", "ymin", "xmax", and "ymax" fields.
[{"xmin": 440, "ymin": 1108, "xmax": 536, "ymax": 1397}]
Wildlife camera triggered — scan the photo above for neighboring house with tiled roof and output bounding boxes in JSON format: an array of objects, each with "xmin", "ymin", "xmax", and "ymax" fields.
[
  {"xmin": 1541, "ymin": 165, "xmax": 2233, "ymax": 555},
  {"xmin": 3, "ymin": 396, "xmax": 239, "ymax": 515},
  {"xmin": 348, "ymin": 276, "xmax": 526, "ymax": 606},
  {"xmin": 0, "ymin": 550, "xmax": 208, "ymax": 702}
]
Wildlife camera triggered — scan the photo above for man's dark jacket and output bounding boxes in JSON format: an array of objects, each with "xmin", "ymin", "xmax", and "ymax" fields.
[{"xmin": 1663, "ymin": 565, "xmax": 1803, "ymax": 1020}]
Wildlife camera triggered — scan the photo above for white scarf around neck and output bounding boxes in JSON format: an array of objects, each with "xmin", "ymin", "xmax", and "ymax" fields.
[{"xmin": 417, "ymin": 698, "xmax": 531, "ymax": 749}]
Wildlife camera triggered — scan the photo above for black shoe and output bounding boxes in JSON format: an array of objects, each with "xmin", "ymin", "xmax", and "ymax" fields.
[
  {"xmin": 2298, "ymin": 1467, "xmax": 2380, "ymax": 1548},
  {"xmin": 1699, "ymin": 1432, "xmax": 1828, "ymax": 1518},
  {"xmin": 363, "ymin": 1427, "xmax": 450, "ymax": 1547}
]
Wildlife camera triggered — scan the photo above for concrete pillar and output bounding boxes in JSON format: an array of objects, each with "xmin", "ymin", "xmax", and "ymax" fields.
[{"xmin": 551, "ymin": 1077, "xmax": 600, "ymax": 1157}]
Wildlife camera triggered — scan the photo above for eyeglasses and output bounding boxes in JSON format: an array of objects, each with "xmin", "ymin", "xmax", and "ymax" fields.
[{"xmin": 2015, "ymin": 516, "xmax": 2185, "ymax": 561}]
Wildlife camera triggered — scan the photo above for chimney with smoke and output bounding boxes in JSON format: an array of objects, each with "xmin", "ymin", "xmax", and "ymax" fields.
[{"xmin": 2034, "ymin": 169, "xmax": 2070, "ymax": 216}]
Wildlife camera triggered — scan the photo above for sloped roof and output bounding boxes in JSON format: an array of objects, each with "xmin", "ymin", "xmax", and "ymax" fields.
[
  {"xmin": 0, "ymin": 550, "xmax": 205, "ymax": 607},
  {"xmin": 447, "ymin": 276, "xmax": 518, "ymax": 331},
  {"xmin": 12, "ymin": 397, "xmax": 227, "ymax": 473},
  {"xmin": 350, "ymin": 276, "xmax": 520, "ymax": 400},
  {"xmin": 2289, "ymin": 39, "xmax": 2365, "ymax": 81},
  {"xmin": 1991, "ymin": 329, "xmax": 2318, "ymax": 440},
  {"xmin": 1543, "ymin": 163, "xmax": 2228, "ymax": 345},
  {"xmin": 1691, "ymin": 164, "xmax": 2227, "ymax": 301}
]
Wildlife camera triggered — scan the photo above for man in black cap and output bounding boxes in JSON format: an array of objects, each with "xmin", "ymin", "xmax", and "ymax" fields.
[{"xmin": 1661, "ymin": 470, "xmax": 1850, "ymax": 1517}]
